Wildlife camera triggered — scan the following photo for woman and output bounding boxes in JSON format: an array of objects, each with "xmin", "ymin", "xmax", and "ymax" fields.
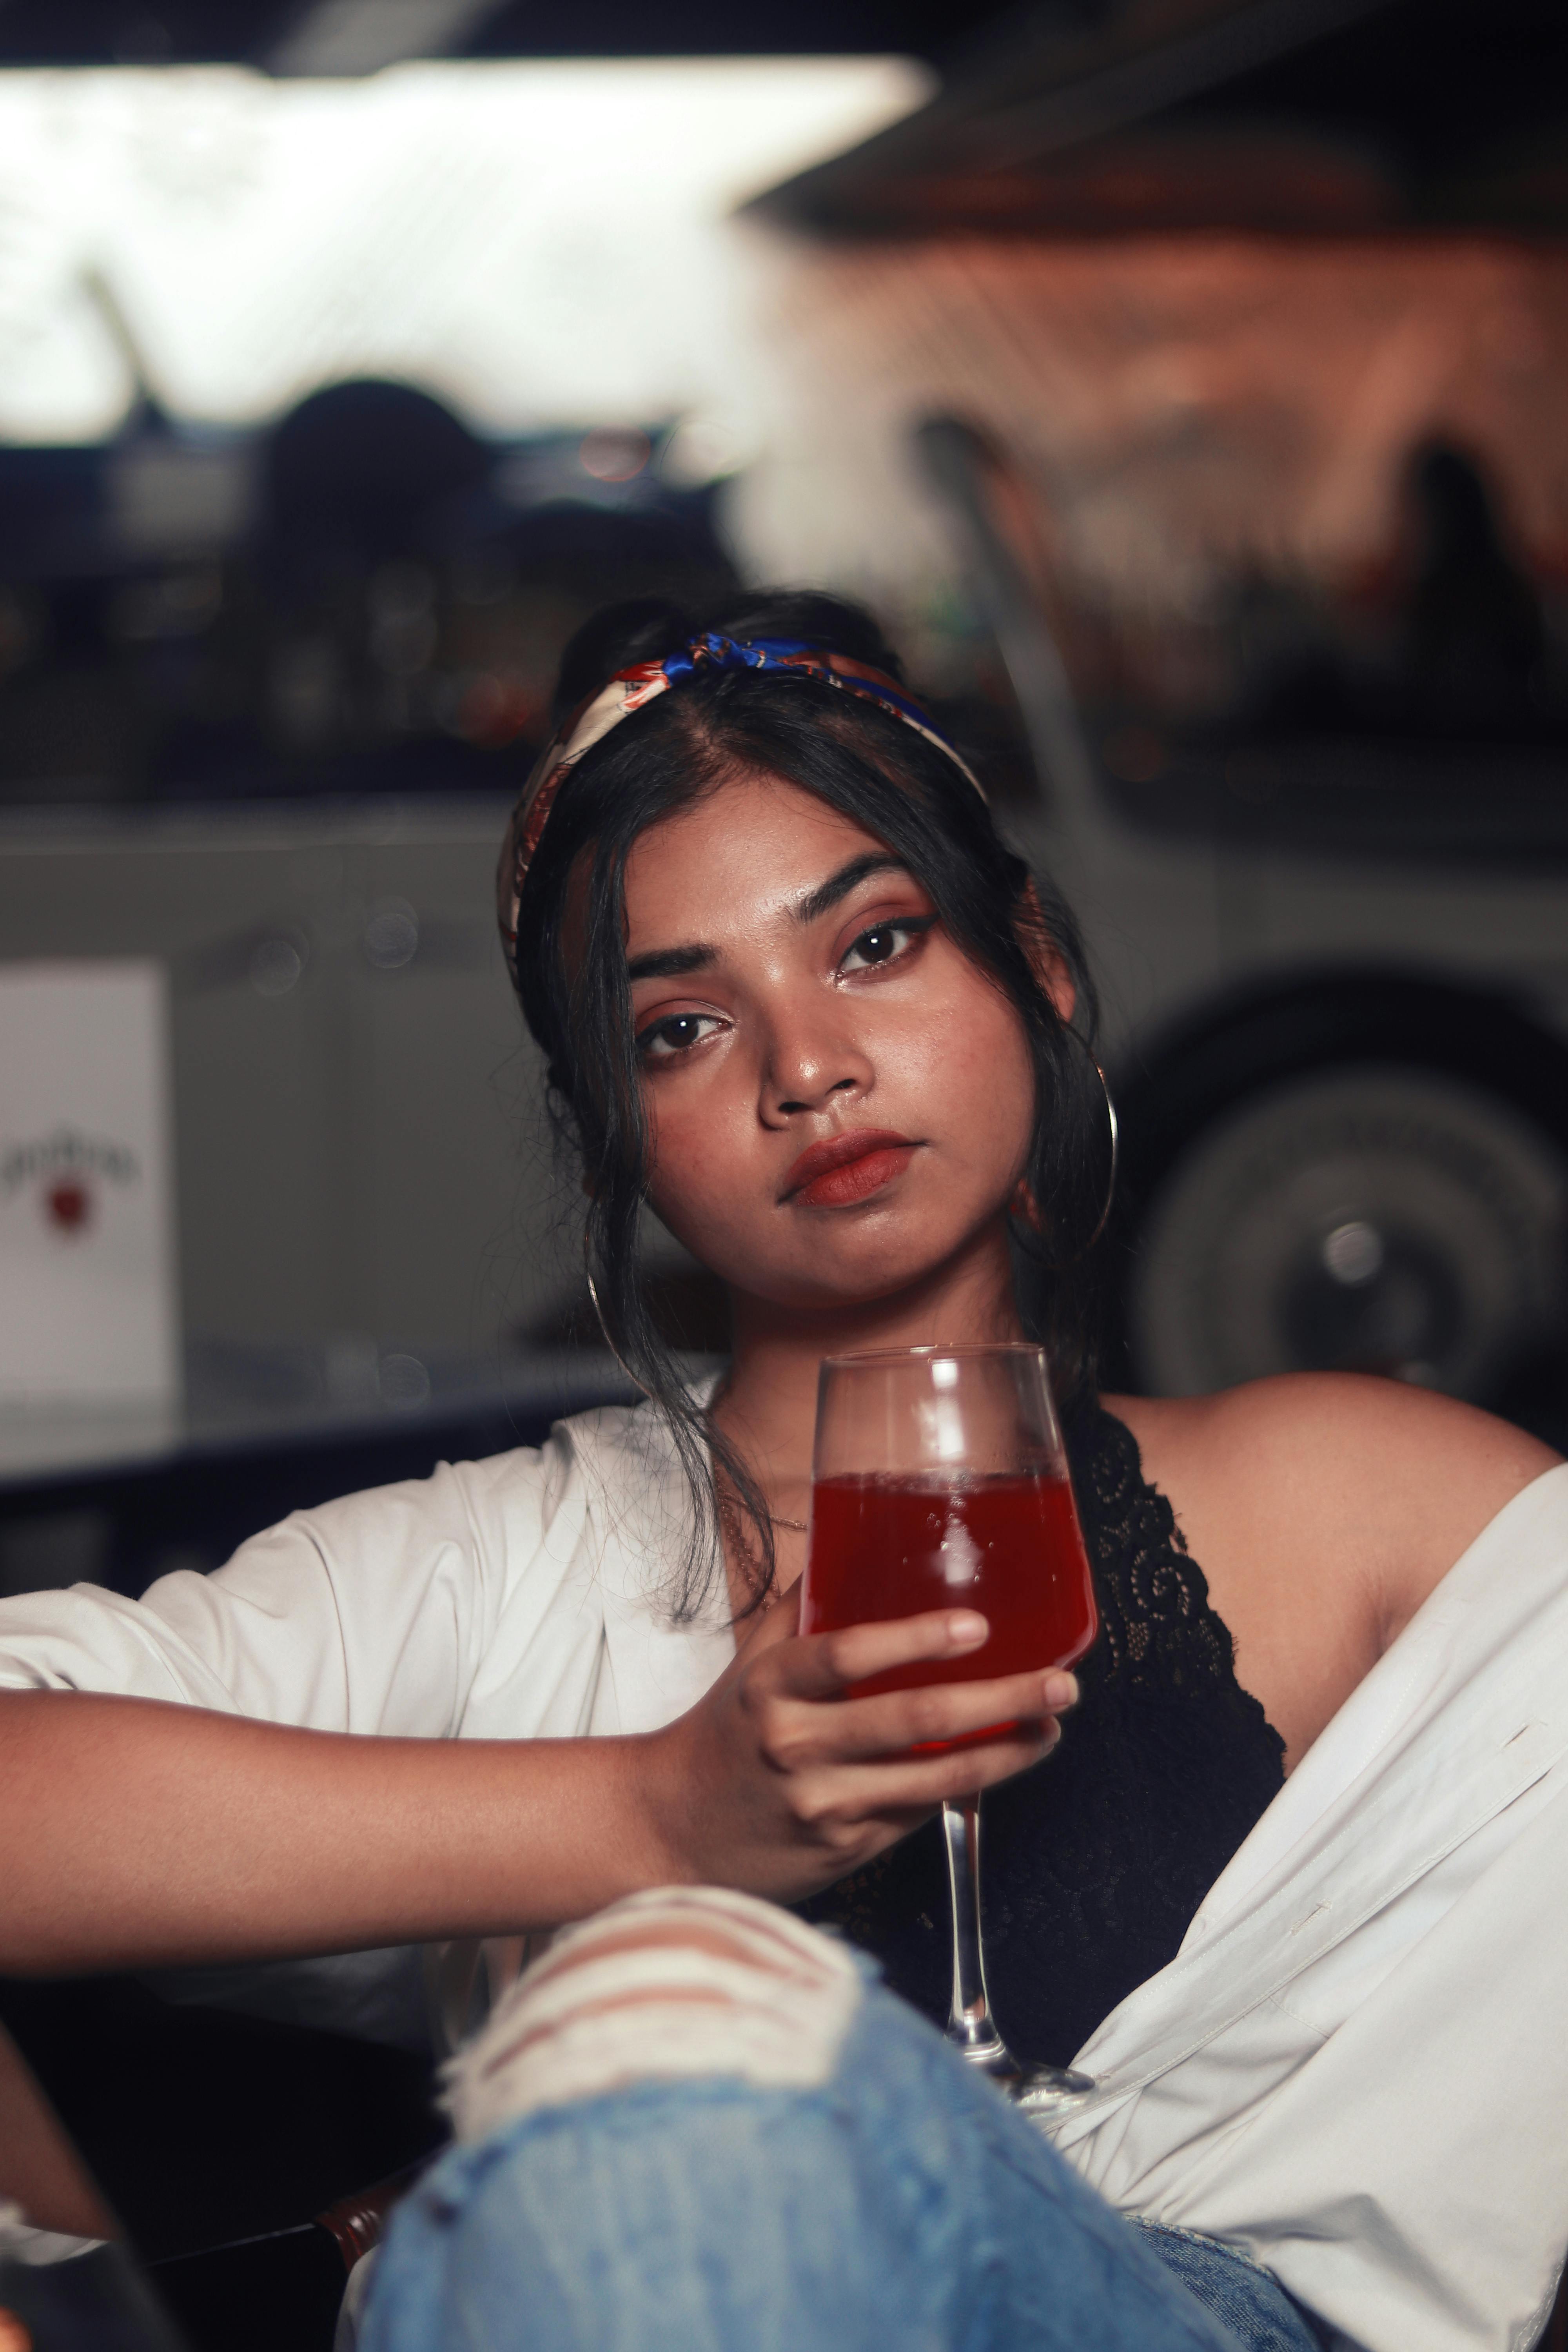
[{"xmin": 0, "ymin": 593, "xmax": 1563, "ymax": 2352}]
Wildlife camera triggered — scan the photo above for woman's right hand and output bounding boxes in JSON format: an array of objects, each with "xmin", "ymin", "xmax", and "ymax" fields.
[{"xmin": 636, "ymin": 1584, "xmax": 1078, "ymax": 1902}]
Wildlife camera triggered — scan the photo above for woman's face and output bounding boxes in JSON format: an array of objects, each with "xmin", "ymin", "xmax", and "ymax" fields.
[{"xmin": 618, "ymin": 771, "xmax": 1047, "ymax": 1314}]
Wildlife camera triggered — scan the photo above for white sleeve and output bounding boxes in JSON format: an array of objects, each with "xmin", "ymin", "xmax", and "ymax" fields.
[{"xmin": 0, "ymin": 1432, "xmax": 589, "ymax": 1738}]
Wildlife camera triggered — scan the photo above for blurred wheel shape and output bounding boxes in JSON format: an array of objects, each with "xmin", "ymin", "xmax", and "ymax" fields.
[{"xmin": 1129, "ymin": 1065, "xmax": 1568, "ymax": 1401}]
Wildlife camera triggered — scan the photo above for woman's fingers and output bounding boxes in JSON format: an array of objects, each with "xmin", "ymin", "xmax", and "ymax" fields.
[
  {"xmin": 775, "ymin": 1666, "xmax": 1076, "ymax": 1766},
  {"xmin": 783, "ymin": 1726, "xmax": 1061, "ymax": 1842},
  {"xmin": 651, "ymin": 1597, "xmax": 1080, "ymax": 1901},
  {"xmin": 772, "ymin": 1608, "xmax": 993, "ymax": 1699},
  {"xmin": 751, "ymin": 1613, "xmax": 1079, "ymax": 1757}
]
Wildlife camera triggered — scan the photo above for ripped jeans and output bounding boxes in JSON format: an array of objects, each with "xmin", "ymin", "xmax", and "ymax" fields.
[{"xmin": 359, "ymin": 1890, "xmax": 1323, "ymax": 2352}]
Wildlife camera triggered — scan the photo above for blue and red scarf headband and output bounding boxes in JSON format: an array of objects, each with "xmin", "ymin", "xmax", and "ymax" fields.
[{"xmin": 497, "ymin": 633, "xmax": 984, "ymax": 989}]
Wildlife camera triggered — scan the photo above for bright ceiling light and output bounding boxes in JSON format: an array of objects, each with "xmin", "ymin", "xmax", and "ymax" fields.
[{"xmin": 0, "ymin": 59, "xmax": 931, "ymax": 444}]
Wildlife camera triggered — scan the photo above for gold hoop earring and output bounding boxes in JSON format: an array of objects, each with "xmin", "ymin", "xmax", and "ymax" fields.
[
  {"xmin": 1011, "ymin": 1048, "xmax": 1118, "ymax": 1268},
  {"xmin": 582, "ymin": 1229, "xmax": 805, "ymax": 1538},
  {"xmin": 1082, "ymin": 1056, "xmax": 1119, "ymax": 1256},
  {"xmin": 583, "ymin": 1223, "xmax": 655, "ymax": 1400}
]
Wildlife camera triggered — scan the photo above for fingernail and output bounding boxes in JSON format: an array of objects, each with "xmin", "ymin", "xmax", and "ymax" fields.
[
  {"xmin": 1043, "ymin": 1671, "xmax": 1079, "ymax": 1711},
  {"xmin": 946, "ymin": 1611, "xmax": 987, "ymax": 1647}
]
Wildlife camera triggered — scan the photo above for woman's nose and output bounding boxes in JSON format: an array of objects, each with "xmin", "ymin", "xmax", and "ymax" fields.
[{"xmin": 760, "ymin": 1000, "xmax": 873, "ymax": 1120}]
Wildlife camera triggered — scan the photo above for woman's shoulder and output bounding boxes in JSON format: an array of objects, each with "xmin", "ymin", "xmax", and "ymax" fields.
[
  {"xmin": 318, "ymin": 1397, "xmax": 660, "ymax": 1524},
  {"xmin": 430, "ymin": 1394, "xmax": 698, "ymax": 1576},
  {"xmin": 196, "ymin": 1403, "xmax": 651, "ymax": 1616},
  {"xmin": 1107, "ymin": 1374, "xmax": 1561, "ymax": 1648},
  {"xmin": 1110, "ymin": 1369, "xmax": 1558, "ymax": 1478}
]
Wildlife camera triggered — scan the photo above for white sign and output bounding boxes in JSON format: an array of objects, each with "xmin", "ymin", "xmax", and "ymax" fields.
[{"xmin": 0, "ymin": 962, "xmax": 180, "ymax": 1405}]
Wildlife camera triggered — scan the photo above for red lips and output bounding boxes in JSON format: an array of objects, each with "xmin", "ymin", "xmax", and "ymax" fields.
[{"xmin": 780, "ymin": 1129, "xmax": 918, "ymax": 1209}]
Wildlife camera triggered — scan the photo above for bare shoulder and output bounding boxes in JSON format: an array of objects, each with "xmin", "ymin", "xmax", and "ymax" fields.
[
  {"xmin": 1109, "ymin": 1375, "xmax": 1561, "ymax": 1647},
  {"xmin": 1115, "ymin": 1374, "xmax": 1558, "ymax": 1503}
]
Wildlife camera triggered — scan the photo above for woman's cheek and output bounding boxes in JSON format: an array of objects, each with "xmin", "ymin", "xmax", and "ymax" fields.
[
  {"xmin": 642, "ymin": 1094, "xmax": 759, "ymax": 1265},
  {"xmin": 882, "ymin": 991, "xmax": 1033, "ymax": 1169}
]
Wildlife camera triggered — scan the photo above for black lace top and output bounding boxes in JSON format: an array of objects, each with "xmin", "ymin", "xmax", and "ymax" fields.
[{"xmin": 797, "ymin": 1402, "xmax": 1287, "ymax": 2066}]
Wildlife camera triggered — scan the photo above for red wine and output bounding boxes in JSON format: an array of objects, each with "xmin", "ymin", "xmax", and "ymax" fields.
[{"xmin": 801, "ymin": 1472, "xmax": 1097, "ymax": 1739}]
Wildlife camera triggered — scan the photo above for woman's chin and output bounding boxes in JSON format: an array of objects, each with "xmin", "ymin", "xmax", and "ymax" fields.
[
  {"xmin": 685, "ymin": 1185, "xmax": 1017, "ymax": 1325},
  {"xmin": 728, "ymin": 1244, "xmax": 990, "ymax": 1323}
]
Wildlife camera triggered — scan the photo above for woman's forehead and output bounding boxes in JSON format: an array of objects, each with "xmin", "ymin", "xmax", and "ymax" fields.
[{"xmin": 622, "ymin": 774, "xmax": 892, "ymax": 938}]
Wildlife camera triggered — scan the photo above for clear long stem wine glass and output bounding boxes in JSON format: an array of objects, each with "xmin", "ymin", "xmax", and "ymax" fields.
[{"xmin": 799, "ymin": 1342, "xmax": 1099, "ymax": 2115}]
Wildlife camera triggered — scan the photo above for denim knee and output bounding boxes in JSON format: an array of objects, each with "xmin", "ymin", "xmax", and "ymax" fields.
[{"xmin": 362, "ymin": 1897, "xmax": 1245, "ymax": 2352}]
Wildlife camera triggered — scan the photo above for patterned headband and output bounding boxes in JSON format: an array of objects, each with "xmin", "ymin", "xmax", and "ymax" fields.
[{"xmin": 496, "ymin": 632, "xmax": 985, "ymax": 989}]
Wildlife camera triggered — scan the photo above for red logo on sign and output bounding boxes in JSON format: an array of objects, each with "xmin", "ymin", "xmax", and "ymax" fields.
[{"xmin": 45, "ymin": 1178, "xmax": 93, "ymax": 1235}]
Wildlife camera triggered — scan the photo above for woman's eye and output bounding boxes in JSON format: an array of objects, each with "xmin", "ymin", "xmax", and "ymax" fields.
[
  {"xmin": 840, "ymin": 917, "xmax": 931, "ymax": 974},
  {"xmin": 637, "ymin": 1012, "xmax": 719, "ymax": 1061}
]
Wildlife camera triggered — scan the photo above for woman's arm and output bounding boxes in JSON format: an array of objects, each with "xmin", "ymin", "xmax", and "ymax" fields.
[
  {"xmin": 0, "ymin": 1601, "xmax": 1076, "ymax": 1975},
  {"xmin": 0, "ymin": 1689, "xmax": 668, "ymax": 1975}
]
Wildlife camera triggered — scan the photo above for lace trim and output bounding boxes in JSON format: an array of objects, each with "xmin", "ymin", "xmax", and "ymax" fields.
[{"xmin": 1073, "ymin": 1403, "xmax": 1285, "ymax": 1754}]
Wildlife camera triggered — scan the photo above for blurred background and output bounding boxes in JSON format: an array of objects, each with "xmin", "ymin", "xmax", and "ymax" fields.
[{"xmin": 1, "ymin": 0, "xmax": 1566, "ymax": 1603}]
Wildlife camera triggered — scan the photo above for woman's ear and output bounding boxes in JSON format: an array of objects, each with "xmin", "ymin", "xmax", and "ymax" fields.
[{"xmin": 1015, "ymin": 881, "xmax": 1076, "ymax": 1025}]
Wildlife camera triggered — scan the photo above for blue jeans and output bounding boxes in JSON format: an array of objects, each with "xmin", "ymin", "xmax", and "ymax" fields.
[{"xmin": 361, "ymin": 1962, "xmax": 1320, "ymax": 2352}]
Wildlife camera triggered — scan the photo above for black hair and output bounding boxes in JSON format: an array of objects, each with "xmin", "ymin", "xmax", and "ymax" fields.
[{"xmin": 510, "ymin": 588, "xmax": 1106, "ymax": 1620}]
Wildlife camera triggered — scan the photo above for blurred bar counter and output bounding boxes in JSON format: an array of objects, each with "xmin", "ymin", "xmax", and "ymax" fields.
[{"xmin": 0, "ymin": 1341, "xmax": 637, "ymax": 1601}]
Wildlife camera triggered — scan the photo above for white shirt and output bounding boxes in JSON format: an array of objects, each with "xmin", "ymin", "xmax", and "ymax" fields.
[
  {"xmin": 0, "ymin": 1402, "xmax": 736, "ymax": 1738},
  {"xmin": 1055, "ymin": 1461, "xmax": 1568, "ymax": 2352},
  {"xmin": 3, "ymin": 1401, "xmax": 1566, "ymax": 2352}
]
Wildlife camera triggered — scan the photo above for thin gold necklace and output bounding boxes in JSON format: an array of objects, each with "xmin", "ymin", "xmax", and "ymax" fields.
[
  {"xmin": 721, "ymin": 1488, "xmax": 808, "ymax": 1536},
  {"xmin": 706, "ymin": 1389, "xmax": 808, "ymax": 1533},
  {"xmin": 714, "ymin": 1477, "xmax": 808, "ymax": 1546}
]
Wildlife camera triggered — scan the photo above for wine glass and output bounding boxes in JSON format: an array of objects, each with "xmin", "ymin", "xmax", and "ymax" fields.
[{"xmin": 799, "ymin": 1342, "xmax": 1098, "ymax": 2114}]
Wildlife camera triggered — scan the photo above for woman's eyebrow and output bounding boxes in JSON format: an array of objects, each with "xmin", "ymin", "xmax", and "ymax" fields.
[
  {"xmin": 625, "ymin": 943, "xmax": 716, "ymax": 983},
  {"xmin": 793, "ymin": 854, "xmax": 911, "ymax": 926}
]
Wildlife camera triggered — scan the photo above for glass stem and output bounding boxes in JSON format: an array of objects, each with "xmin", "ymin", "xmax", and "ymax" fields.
[{"xmin": 940, "ymin": 1796, "xmax": 1013, "ymax": 2073}]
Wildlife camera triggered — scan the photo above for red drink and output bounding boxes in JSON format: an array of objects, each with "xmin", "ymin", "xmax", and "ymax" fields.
[{"xmin": 801, "ymin": 1470, "xmax": 1097, "ymax": 1743}]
